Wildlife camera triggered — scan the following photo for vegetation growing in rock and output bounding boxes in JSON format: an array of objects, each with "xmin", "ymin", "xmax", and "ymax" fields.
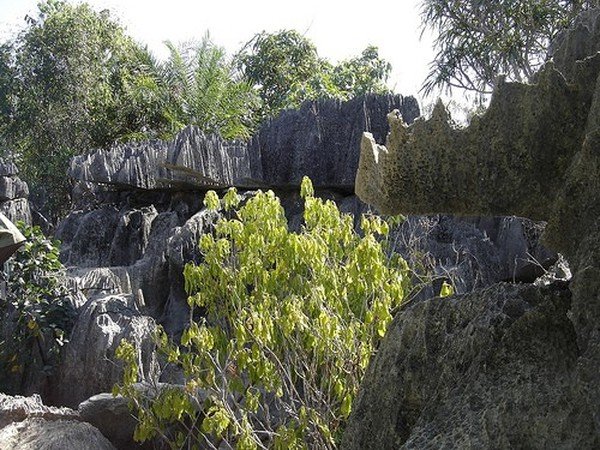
[
  {"xmin": 115, "ymin": 177, "xmax": 409, "ymax": 449},
  {"xmin": 0, "ymin": 223, "xmax": 75, "ymax": 390}
]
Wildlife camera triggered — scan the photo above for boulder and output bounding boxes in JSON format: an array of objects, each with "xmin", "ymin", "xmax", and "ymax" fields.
[
  {"xmin": 52, "ymin": 295, "xmax": 158, "ymax": 408},
  {"xmin": 0, "ymin": 393, "xmax": 115, "ymax": 450},
  {"xmin": 0, "ymin": 418, "xmax": 116, "ymax": 450},
  {"xmin": 78, "ymin": 393, "xmax": 144, "ymax": 450},
  {"xmin": 77, "ymin": 383, "xmax": 198, "ymax": 450}
]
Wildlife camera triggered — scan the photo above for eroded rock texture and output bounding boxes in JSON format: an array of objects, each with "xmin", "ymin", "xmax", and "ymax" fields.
[
  {"xmin": 250, "ymin": 94, "xmax": 420, "ymax": 188},
  {"xmin": 0, "ymin": 394, "xmax": 115, "ymax": 450},
  {"xmin": 0, "ymin": 160, "xmax": 31, "ymax": 224},
  {"xmin": 69, "ymin": 127, "xmax": 253, "ymax": 190},
  {"xmin": 51, "ymin": 92, "xmax": 561, "ymax": 418},
  {"xmin": 343, "ymin": 284, "xmax": 594, "ymax": 449},
  {"xmin": 52, "ymin": 295, "xmax": 158, "ymax": 408},
  {"xmin": 345, "ymin": 9, "xmax": 600, "ymax": 449}
]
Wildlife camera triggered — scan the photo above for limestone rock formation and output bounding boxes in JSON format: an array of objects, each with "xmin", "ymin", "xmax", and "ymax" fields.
[
  {"xmin": 0, "ymin": 160, "xmax": 31, "ymax": 225},
  {"xmin": 78, "ymin": 393, "xmax": 144, "ymax": 450},
  {"xmin": 0, "ymin": 393, "xmax": 115, "ymax": 450},
  {"xmin": 161, "ymin": 208, "xmax": 220, "ymax": 335},
  {"xmin": 52, "ymin": 295, "xmax": 158, "ymax": 408},
  {"xmin": 342, "ymin": 283, "xmax": 596, "ymax": 448},
  {"xmin": 69, "ymin": 127, "xmax": 254, "ymax": 190},
  {"xmin": 249, "ymin": 94, "xmax": 420, "ymax": 188},
  {"xmin": 0, "ymin": 393, "xmax": 78, "ymax": 428},
  {"xmin": 69, "ymin": 95, "xmax": 419, "ymax": 192},
  {"xmin": 345, "ymin": 9, "xmax": 600, "ymax": 449},
  {"xmin": 44, "ymin": 88, "xmax": 562, "ymax": 448},
  {"xmin": 57, "ymin": 94, "xmax": 419, "ymax": 337},
  {"xmin": 0, "ymin": 418, "xmax": 116, "ymax": 450}
]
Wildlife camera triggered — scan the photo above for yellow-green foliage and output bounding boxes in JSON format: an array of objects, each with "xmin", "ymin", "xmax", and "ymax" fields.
[{"xmin": 115, "ymin": 177, "xmax": 409, "ymax": 449}]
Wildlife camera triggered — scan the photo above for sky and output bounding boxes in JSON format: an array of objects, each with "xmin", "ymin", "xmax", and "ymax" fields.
[{"xmin": 0, "ymin": 0, "xmax": 440, "ymax": 105}]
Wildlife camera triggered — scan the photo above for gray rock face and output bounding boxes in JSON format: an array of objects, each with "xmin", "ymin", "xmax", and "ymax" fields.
[
  {"xmin": 53, "ymin": 295, "xmax": 158, "ymax": 408},
  {"xmin": 69, "ymin": 126, "xmax": 254, "ymax": 190},
  {"xmin": 0, "ymin": 176, "xmax": 28, "ymax": 202},
  {"xmin": 550, "ymin": 8, "xmax": 600, "ymax": 80},
  {"xmin": 249, "ymin": 94, "xmax": 420, "ymax": 188},
  {"xmin": 68, "ymin": 95, "xmax": 419, "ymax": 192},
  {"xmin": 57, "ymin": 205, "xmax": 183, "ymax": 317},
  {"xmin": 0, "ymin": 393, "xmax": 78, "ymax": 429},
  {"xmin": 166, "ymin": 127, "xmax": 253, "ymax": 187},
  {"xmin": 0, "ymin": 159, "xmax": 31, "ymax": 225},
  {"xmin": 59, "ymin": 206, "xmax": 120, "ymax": 267},
  {"xmin": 0, "ymin": 198, "xmax": 32, "ymax": 225},
  {"xmin": 161, "ymin": 208, "xmax": 220, "ymax": 335},
  {"xmin": 0, "ymin": 418, "xmax": 116, "ymax": 450},
  {"xmin": 69, "ymin": 140, "xmax": 168, "ymax": 190},
  {"xmin": 0, "ymin": 393, "xmax": 115, "ymax": 450},
  {"xmin": 78, "ymin": 393, "xmax": 145, "ymax": 450},
  {"xmin": 57, "ymin": 199, "xmax": 216, "ymax": 327},
  {"xmin": 422, "ymin": 215, "xmax": 553, "ymax": 289},
  {"xmin": 342, "ymin": 283, "xmax": 595, "ymax": 449}
]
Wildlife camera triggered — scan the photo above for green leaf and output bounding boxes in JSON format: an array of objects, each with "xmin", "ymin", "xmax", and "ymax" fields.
[{"xmin": 439, "ymin": 281, "xmax": 455, "ymax": 298}]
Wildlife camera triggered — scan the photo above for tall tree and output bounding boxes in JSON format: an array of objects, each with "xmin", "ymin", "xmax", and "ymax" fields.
[
  {"xmin": 237, "ymin": 30, "xmax": 328, "ymax": 118},
  {"xmin": 420, "ymin": 0, "xmax": 599, "ymax": 95},
  {"xmin": 237, "ymin": 30, "xmax": 392, "ymax": 119},
  {"xmin": 158, "ymin": 37, "xmax": 259, "ymax": 140},
  {"xmin": 332, "ymin": 45, "xmax": 392, "ymax": 97},
  {"xmin": 3, "ymin": 2, "xmax": 259, "ymax": 219},
  {"xmin": 6, "ymin": 0, "xmax": 150, "ymax": 218}
]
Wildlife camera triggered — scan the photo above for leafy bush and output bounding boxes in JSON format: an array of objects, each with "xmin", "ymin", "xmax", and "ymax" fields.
[
  {"xmin": 0, "ymin": 223, "xmax": 75, "ymax": 385},
  {"xmin": 115, "ymin": 177, "xmax": 409, "ymax": 449}
]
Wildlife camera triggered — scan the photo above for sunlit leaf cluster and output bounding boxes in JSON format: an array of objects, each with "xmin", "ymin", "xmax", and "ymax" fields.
[{"xmin": 116, "ymin": 177, "xmax": 409, "ymax": 449}]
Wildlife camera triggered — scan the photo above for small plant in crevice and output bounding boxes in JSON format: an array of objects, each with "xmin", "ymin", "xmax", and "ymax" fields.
[
  {"xmin": 115, "ymin": 177, "xmax": 410, "ymax": 449},
  {"xmin": 0, "ymin": 223, "xmax": 76, "ymax": 389}
]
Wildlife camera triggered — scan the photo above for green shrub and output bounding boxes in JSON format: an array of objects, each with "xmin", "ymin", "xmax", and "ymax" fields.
[
  {"xmin": 115, "ymin": 177, "xmax": 409, "ymax": 449},
  {"xmin": 0, "ymin": 223, "xmax": 75, "ymax": 386}
]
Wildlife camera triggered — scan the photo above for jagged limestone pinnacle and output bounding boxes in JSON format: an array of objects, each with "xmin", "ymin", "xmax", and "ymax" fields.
[{"xmin": 355, "ymin": 59, "xmax": 599, "ymax": 260}]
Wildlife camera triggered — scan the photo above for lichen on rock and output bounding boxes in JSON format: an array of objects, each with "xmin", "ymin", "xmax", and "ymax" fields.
[{"xmin": 346, "ymin": 8, "xmax": 600, "ymax": 449}]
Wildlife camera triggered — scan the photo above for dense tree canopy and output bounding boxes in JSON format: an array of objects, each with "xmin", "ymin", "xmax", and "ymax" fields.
[
  {"xmin": 420, "ymin": 0, "xmax": 600, "ymax": 95},
  {"xmin": 237, "ymin": 30, "xmax": 391, "ymax": 118},
  {"xmin": 3, "ymin": 0, "xmax": 155, "ymax": 216},
  {"xmin": 156, "ymin": 38, "xmax": 260, "ymax": 140}
]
